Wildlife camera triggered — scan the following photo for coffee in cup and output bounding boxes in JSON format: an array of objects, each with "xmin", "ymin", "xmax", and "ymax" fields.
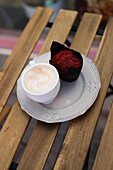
[
  {"xmin": 23, "ymin": 65, "xmax": 57, "ymax": 94},
  {"xmin": 21, "ymin": 62, "xmax": 60, "ymax": 104}
]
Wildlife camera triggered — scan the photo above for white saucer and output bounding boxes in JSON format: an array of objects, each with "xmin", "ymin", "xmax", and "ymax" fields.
[{"xmin": 17, "ymin": 52, "xmax": 101, "ymax": 123}]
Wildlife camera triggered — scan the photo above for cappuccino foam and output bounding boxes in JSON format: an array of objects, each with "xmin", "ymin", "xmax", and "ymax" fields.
[{"xmin": 23, "ymin": 65, "xmax": 57, "ymax": 93}]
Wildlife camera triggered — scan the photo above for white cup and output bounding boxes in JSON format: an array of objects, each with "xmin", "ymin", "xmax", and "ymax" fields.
[{"xmin": 21, "ymin": 62, "xmax": 60, "ymax": 104}]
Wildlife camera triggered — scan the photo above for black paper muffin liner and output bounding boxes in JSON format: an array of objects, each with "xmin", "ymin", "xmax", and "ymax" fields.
[{"xmin": 49, "ymin": 41, "xmax": 83, "ymax": 82}]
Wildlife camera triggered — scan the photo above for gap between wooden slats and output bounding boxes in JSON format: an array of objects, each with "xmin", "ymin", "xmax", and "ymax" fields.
[
  {"xmin": 16, "ymin": 9, "xmax": 78, "ymax": 170},
  {"xmin": 17, "ymin": 13, "xmax": 102, "ymax": 170},
  {"xmin": 54, "ymin": 17, "xmax": 113, "ymax": 170},
  {"xmin": 0, "ymin": 7, "xmax": 53, "ymax": 170},
  {"xmin": 92, "ymin": 102, "xmax": 113, "ymax": 170},
  {"xmin": 0, "ymin": 7, "xmax": 53, "ymax": 115}
]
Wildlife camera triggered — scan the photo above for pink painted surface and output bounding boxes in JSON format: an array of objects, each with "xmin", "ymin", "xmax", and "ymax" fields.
[
  {"xmin": 0, "ymin": 29, "xmax": 99, "ymax": 61},
  {"xmin": 0, "ymin": 35, "xmax": 43, "ymax": 53},
  {"xmin": 87, "ymin": 47, "xmax": 98, "ymax": 61}
]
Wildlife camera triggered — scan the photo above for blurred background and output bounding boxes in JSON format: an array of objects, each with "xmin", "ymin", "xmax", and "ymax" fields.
[{"xmin": 0, "ymin": 0, "xmax": 113, "ymax": 30}]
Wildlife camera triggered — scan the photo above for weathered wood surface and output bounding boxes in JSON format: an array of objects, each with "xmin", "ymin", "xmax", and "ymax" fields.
[
  {"xmin": 0, "ymin": 100, "xmax": 30, "ymax": 170},
  {"xmin": 17, "ymin": 13, "xmax": 102, "ymax": 170},
  {"xmin": 71, "ymin": 12, "xmax": 102, "ymax": 56},
  {"xmin": 0, "ymin": 7, "xmax": 53, "ymax": 170},
  {"xmin": 0, "ymin": 105, "xmax": 11, "ymax": 126},
  {"xmin": 39, "ymin": 9, "xmax": 78, "ymax": 55},
  {"xmin": 54, "ymin": 17, "xmax": 113, "ymax": 170},
  {"xmin": 17, "ymin": 9, "xmax": 78, "ymax": 170},
  {"xmin": 0, "ymin": 7, "xmax": 113, "ymax": 170},
  {"xmin": 92, "ymin": 102, "xmax": 113, "ymax": 170},
  {"xmin": 0, "ymin": 7, "xmax": 53, "ymax": 115}
]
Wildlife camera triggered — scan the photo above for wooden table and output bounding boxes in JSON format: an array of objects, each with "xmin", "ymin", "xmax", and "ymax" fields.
[{"xmin": 0, "ymin": 7, "xmax": 113, "ymax": 170}]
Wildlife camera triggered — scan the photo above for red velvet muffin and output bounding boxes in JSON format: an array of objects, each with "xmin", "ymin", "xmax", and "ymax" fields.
[{"xmin": 49, "ymin": 41, "xmax": 83, "ymax": 82}]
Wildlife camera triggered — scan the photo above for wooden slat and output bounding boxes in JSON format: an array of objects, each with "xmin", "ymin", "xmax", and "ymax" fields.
[
  {"xmin": 0, "ymin": 7, "xmax": 53, "ymax": 115},
  {"xmin": 93, "ymin": 102, "xmax": 113, "ymax": 170},
  {"xmin": 0, "ymin": 100, "xmax": 30, "ymax": 170},
  {"xmin": 54, "ymin": 17, "xmax": 113, "ymax": 170},
  {"xmin": 0, "ymin": 7, "xmax": 53, "ymax": 170},
  {"xmin": 39, "ymin": 9, "xmax": 78, "ymax": 55},
  {"xmin": 17, "ymin": 9, "xmax": 78, "ymax": 170},
  {"xmin": 17, "ymin": 13, "xmax": 102, "ymax": 170},
  {"xmin": 0, "ymin": 72, "xmax": 3, "ymax": 81},
  {"xmin": 71, "ymin": 12, "xmax": 102, "ymax": 56},
  {"xmin": 0, "ymin": 105, "xmax": 11, "ymax": 126}
]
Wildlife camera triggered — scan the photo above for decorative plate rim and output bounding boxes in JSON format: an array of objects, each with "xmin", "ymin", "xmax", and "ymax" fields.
[{"xmin": 17, "ymin": 52, "xmax": 101, "ymax": 123}]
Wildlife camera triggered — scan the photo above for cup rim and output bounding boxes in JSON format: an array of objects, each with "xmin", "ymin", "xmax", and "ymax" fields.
[{"xmin": 21, "ymin": 63, "xmax": 60, "ymax": 96}]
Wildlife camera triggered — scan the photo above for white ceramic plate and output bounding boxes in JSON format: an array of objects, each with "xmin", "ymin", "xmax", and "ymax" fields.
[{"xmin": 17, "ymin": 52, "xmax": 101, "ymax": 123}]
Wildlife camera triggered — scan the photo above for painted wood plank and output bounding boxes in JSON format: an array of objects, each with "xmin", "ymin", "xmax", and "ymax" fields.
[
  {"xmin": 54, "ymin": 17, "xmax": 113, "ymax": 170},
  {"xmin": 0, "ymin": 7, "xmax": 53, "ymax": 114}
]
